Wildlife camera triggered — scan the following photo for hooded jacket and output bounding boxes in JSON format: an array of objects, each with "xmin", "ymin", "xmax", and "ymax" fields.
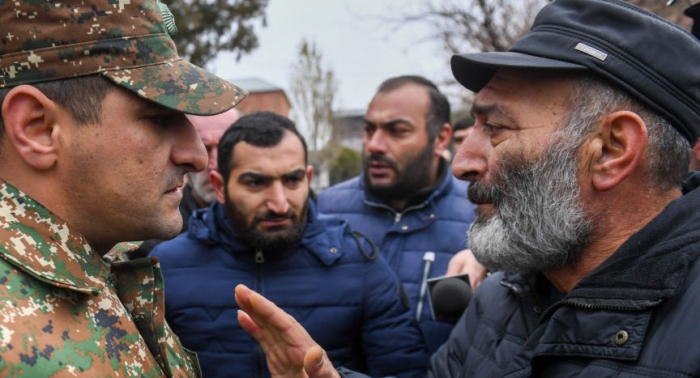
[
  {"xmin": 428, "ymin": 180, "xmax": 700, "ymax": 377},
  {"xmin": 317, "ymin": 167, "xmax": 476, "ymax": 353},
  {"xmin": 151, "ymin": 200, "xmax": 428, "ymax": 378}
]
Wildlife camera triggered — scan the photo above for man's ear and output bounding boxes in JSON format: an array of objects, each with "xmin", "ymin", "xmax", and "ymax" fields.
[
  {"xmin": 587, "ymin": 110, "xmax": 648, "ymax": 191},
  {"xmin": 1, "ymin": 85, "xmax": 60, "ymax": 170},
  {"xmin": 433, "ymin": 123, "xmax": 452, "ymax": 158},
  {"xmin": 210, "ymin": 170, "xmax": 226, "ymax": 204},
  {"xmin": 306, "ymin": 165, "xmax": 314, "ymax": 182},
  {"xmin": 691, "ymin": 138, "xmax": 700, "ymax": 169}
]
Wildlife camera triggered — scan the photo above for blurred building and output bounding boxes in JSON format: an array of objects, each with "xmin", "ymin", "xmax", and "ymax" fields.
[
  {"xmin": 232, "ymin": 77, "xmax": 291, "ymax": 117},
  {"xmin": 331, "ymin": 108, "xmax": 365, "ymax": 153}
]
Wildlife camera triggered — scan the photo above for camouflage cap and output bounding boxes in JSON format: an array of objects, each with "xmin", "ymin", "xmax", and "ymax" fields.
[{"xmin": 0, "ymin": 0, "xmax": 246, "ymax": 115}]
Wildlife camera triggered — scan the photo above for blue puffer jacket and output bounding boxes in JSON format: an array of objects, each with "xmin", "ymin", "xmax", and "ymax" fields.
[
  {"xmin": 428, "ymin": 183, "xmax": 700, "ymax": 377},
  {"xmin": 317, "ymin": 168, "xmax": 476, "ymax": 353},
  {"xmin": 151, "ymin": 201, "xmax": 428, "ymax": 378}
]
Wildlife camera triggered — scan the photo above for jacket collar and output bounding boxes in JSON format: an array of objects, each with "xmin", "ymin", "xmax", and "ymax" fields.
[
  {"xmin": 572, "ymin": 184, "xmax": 700, "ymax": 303},
  {"xmin": 0, "ymin": 180, "xmax": 109, "ymax": 295}
]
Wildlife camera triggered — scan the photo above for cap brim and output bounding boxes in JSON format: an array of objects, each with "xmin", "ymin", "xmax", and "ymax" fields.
[
  {"xmin": 102, "ymin": 58, "xmax": 247, "ymax": 116},
  {"xmin": 451, "ymin": 51, "xmax": 589, "ymax": 93}
]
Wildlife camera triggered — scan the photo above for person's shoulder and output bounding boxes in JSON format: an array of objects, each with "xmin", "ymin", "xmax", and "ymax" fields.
[
  {"xmin": 319, "ymin": 176, "xmax": 362, "ymax": 195},
  {"xmin": 149, "ymin": 231, "xmax": 205, "ymax": 262},
  {"xmin": 438, "ymin": 174, "xmax": 468, "ymax": 198},
  {"xmin": 430, "ymin": 176, "xmax": 475, "ymax": 221},
  {"xmin": 317, "ymin": 176, "xmax": 365, "ymax": 212}
]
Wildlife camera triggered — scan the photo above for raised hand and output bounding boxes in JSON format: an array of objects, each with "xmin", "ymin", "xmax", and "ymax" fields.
[{"xmin": 235, "ymin": 284, "xmax": 341, "ymax": 378}]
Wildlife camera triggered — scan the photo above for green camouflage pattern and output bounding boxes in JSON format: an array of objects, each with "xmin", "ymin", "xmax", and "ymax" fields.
[
  {"xmin": 0, "ymin": 0, "xmax": 246, "ymax": 115},
  {"xmin": 0, "ymin": 180, "xmax": 201, "ymax": 377}
]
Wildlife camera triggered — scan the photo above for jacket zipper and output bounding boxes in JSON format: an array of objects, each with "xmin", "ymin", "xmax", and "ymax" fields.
[
  {"xmin": 363, "ymin": 199, "xmax": 430, "ymax": 224},
  {"xmin": 255, "ymin": 249, "xmax": 264, "ymax": 378},
  {"xmin": 538, "ymin": 299, "xmax": 655, "ymax": 325},
  {"xmin": 255, "ymin": 249, "xmax": 264, "ymax": 292},
  {"xmin": 500, "ymin": 280, "xmax": 539, "ymax": 334}
]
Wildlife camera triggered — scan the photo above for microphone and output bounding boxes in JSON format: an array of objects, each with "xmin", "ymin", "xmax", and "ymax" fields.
[
  {"xmin": 415, "ymin": 251, "xmax": 435, "ymax": 322},
  {"xmin": 427, "ymin": 273, "xmax": 472, "ymax": 321}
]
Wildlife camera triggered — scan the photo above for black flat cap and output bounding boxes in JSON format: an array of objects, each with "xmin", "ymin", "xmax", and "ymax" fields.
[{"xmin": 451, "ymin": 0, "xmax": 700, "ymax": 144}]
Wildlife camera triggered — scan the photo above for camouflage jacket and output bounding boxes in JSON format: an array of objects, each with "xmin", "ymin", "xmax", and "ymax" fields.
[{"xmin": 0, "ymin": 181, "xmax": 200, "ymax": 377}]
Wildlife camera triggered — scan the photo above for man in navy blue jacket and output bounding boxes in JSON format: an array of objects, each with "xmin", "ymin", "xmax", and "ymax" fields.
[
  {"xmin": 317, "ymin": 76, "xmax": 480, "ymax": 353},
  {"xmin": 151, "ymin": 112, "xmax": 428, "ymax": 377}
]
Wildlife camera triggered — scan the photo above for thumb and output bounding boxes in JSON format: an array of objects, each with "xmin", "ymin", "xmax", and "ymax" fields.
[{"xmin": 303, "ymin": 345, "xmax": 340, "ymax": 378}]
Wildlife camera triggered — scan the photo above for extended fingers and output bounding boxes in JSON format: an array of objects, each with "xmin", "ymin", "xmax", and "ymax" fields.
[{"xmin": 237, "ymin": 309, "xmax": 261, "ymax": 336}]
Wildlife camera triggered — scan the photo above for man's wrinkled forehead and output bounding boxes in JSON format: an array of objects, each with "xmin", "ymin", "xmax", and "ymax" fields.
[
  {"xmin": 473, "ymin": 68, "xmax": 575, "ymax": 109},
  {"xmin": 470, "ymin": 70, "xmax": 525, "ymax": 121}
]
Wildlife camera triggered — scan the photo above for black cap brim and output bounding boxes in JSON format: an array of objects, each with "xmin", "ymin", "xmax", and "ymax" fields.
[{"xmin": 451, "ymin": 51, "xmax": 589, "ymax": 93}]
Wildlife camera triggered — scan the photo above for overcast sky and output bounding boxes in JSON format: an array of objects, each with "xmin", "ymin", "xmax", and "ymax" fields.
[{"xmin": 212, "ymin": 0, "xmax": 463, "ymax": 114}]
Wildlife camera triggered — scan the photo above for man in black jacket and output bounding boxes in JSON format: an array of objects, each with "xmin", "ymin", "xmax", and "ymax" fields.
[{"xmin": 231, "ymin": 1, "xmax": 700, "ymax": 377}]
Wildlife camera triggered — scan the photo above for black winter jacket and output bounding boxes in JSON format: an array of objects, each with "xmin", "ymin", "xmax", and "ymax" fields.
[
  {"xmin": 341, "ymin": 175, "xmax": 700, "ymax": 377},
  {"xmin": 429, "ymin": 182, "xmax": 700, "ymax": 377},
  {"xmin": 152, "ymin": 201, "xmax": 429, "ymax": 378}
]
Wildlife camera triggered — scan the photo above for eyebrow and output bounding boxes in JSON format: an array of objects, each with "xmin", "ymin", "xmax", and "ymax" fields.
[
  {"xmin": 363, "ymin": 118, "xmax": 411, "ymax": 128},
  {"xmin": 470, "ymin": 102, "xmax": 518, "ymax": 126},
  {"xmin": 239, "ymin": 168, "xmax": 306, "ymax": 182},
  {"xmin": 238, "ymin": 172, "xmax": 271, "ymax": 182},
  {"xmin": 282, "ymin": 169, "xmax": 307, "ymax": 180}
]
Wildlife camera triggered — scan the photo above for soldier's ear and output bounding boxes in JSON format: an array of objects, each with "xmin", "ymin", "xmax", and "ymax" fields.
[{"xmin": 1, "ymin": 85, "xmax": 60, "ymax": 170}]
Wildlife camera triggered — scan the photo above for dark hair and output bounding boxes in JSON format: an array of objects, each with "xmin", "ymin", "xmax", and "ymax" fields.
[
  {"xmin": 217, "ymin": 111, "xmax": 308, "ymax": 184},
  {"xmin": 376, "ymin": 75, "xmax": 450, "ymax": 142},
  {"xmin": 453, "ymin": 115, "xmax": 475, "ymax": 131},
  {"xmin": 0, "ymin": 76, "xmax": 111, "ymax": 150}
]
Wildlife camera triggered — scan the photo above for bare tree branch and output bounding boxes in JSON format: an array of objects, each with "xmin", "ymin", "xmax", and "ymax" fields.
[{"xmin": 289, "ymin": 39, "xmax": 338, "ymax": 169}]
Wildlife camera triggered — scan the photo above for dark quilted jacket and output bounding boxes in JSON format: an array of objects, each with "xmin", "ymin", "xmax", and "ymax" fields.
[
  {"xmin": 317, "ymin": 170, "xmax": 476, "ymax": 353},
  {"xmin": 338, "ymin": 174, "xmax": 700, "ymax": 378},
  {"xmin": 428, "ymin": 181, "xmax": 700, "ymax": 377},
  {"xmin": 151, "ymin": 200, "xmax": 429, "ymax": 378}
]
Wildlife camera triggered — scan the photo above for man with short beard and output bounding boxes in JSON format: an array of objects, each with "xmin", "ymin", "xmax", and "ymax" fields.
[
  {"xmin": 317, "ymin": 75, "xmax": 479, "ymax": 353},
  {"xmin": 150, "ymin": 112, "xmax": 428, "ymax": 377},
  {"xmin": 227, "ymin": 1, "xmax": 700, "ymax": 377}
]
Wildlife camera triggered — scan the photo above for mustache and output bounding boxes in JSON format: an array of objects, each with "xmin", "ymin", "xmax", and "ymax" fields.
[
  {"xmin": 467, "ymin": 180, "xmax": 502, "ymax": 205},
  {"xmin": 363, "ymin": 153, "xmax": 398, "ymax": 170},
  {"xmin": 254, "ymin": 209, "xmax": 297, "ymax": 223}
]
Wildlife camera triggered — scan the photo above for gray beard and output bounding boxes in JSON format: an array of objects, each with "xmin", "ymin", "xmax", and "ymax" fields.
[{"xmin": 468, "ymin": 131, "xmax": 594, "ymax": 273}]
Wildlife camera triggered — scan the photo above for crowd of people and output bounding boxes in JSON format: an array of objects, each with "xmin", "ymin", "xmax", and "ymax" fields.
[{"xmin": 3, "ymin": 0, "xmax": 700, "ymax": 377}]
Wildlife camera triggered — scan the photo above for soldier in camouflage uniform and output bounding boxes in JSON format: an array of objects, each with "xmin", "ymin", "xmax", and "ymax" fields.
[{"xmin": 0, "ymin": 0, "xmax": 246, "ymax": 376}]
